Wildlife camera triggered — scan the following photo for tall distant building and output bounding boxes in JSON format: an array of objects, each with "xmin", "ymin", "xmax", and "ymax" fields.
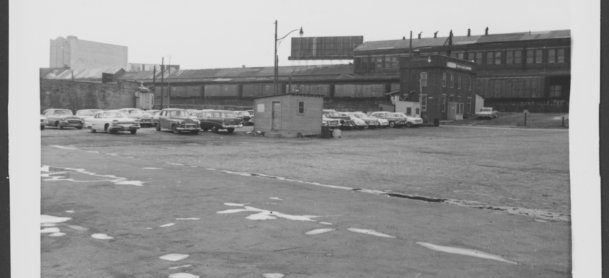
[{"xmin": 49, "ymin": 36, "xmax": 128, "ymax": 69}]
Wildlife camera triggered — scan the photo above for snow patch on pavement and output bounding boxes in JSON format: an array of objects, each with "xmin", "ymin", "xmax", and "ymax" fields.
[
  {"xmin": 416, "ymin": 242, "xmax": 518, "ymax": 265},
  {"xmin": 91, "ymin": 233, "xmax": 113, "ymax": 240},
  {"xmin": 168, "ymin": 264, "xmax": 192, "ymax": 270},
  {"xmin": 41, "ymin": 227, "xmax": 60, "ymax": 234},
  {"xmin": 217, "ymin": 204, "xmax": 318, "ymax": 222},
  {"xmin": 41, "ymin": 215, "xmax": 71, "ymax": 224},
  {"xmin": 262, "ymin": 274, "xmax": 285, "ymax": 278},
  {"xmin": 41, "ymin": 165, "xmax": 145, "ymax": 186},
  {"xmin": 305, "ymin": 228, "xmax": 335, "ymax": 235},
  {"xmin": 319, "ymin": 222, "xmax": 333, "ymax": 225},
  {"xmin": 176, "ymin": 218, "xmax": 200, "ymax": 221},
  {"xmin": 168, "ymin": 273, "xmax": 199, "ymax": 278},
  {"xmin": 160, "ymin": 223, "xmax": 175, "ymax": 228},
  {"xmin": 269, "ymin": 197, "xmax": 283, "ymax": 200},
  {"xmin": 49, "ymin": 145, "xmax": 77, "ymax": 150},
  {"xmin": 160, "ymin": 254, "xmax": 189, "ymax": 261},
  {"xmin": 347, "ymin": 228, "xmax": 395, "ymax": 238},
  {"xmin": 143, "ymin": 167, "xmax": 162, "ymax": 170},
  {"xmin": 49, "ymin": 232, "xmax": 66, "ymax": 237}
]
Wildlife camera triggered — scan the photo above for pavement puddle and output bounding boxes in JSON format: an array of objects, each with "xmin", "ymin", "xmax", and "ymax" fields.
[
  {"xmin": 217, "ymin": 204, "xmax": 318, "ymax": 222},
  {"xmin": 305, "ymin": 228, "xmax": 335, "ymax": 235},
  {"xmin": 262, "ymin": 274, "xmax": 285, "ymax": 278},
  {"xmin": 91, "ymin": 233, "xmax": 113, "ymax": 240},
  {"xmin": 159, "ymin": 223, "xmax": 175, "ymax": 227},
  {"xmin": 160, "ymin": 254, "xmax": 189, "ymax": 261},
  {"xmin": 168, "ymin": 273, "xmax": 199, "ymax": 278},
  {"xmin": 347, "ymin": 228, "xmax": 396, "ymax": 238},
  {"xmin": 416, "ymin": 242, "xmax": 518, "ymax": 265},
  {"xmin": 168, "ymin": 265, "xmax": 192, "ymax": 270},
  {"xmin": 176, "ymin": 218, "xmax": 200, "ymax": 221},
  {"xmin": 41, "ymin": 165, "xmax": 145, "ymax": 187}
]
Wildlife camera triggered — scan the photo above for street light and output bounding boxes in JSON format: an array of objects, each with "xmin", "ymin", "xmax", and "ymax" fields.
[{"xmin": 274, "ymin": 20, "xmax": 303, "ymax": 94}]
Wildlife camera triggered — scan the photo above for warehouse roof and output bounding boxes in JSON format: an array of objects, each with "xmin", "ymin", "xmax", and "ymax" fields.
[{"xmin": 354, "ymin": 30, "xmax": 571, "ymax": 52}]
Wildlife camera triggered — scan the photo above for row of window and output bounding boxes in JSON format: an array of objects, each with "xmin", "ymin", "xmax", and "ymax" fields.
[
  {"xmin": 354, "ymin": 48, "xmax": 568, "ymax": 71},
  {"xmin": 419, "ymin": 72, "xmax": 472, "ymax": 90}
]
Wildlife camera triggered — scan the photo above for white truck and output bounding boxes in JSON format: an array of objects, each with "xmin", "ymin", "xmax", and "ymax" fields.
[{"xmin": 475, "ymin": 107, "xmax": 498, "ymax": 119}]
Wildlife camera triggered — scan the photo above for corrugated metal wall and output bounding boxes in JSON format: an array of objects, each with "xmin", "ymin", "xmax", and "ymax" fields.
[
  {"xmin": 204, "ymin": 84, "xmax": 239, "ymax": 97},
  {"xmin": 168, "ymin": 86, "xmax": 202, "ymax": 97},
  {"xmin": 243, "ymin": 84, "xmax": 275, "ymax": 98},
  {"xmin": 477, "ymin": 77, "xmax": 545, "ymax": 98},
  {"xmin": 285, "ymin": 84, "xmax": 330, "ymax": 97},
  {"xmin": 334, "ymin": 84, "xmax": 385, "ymax": 98}
]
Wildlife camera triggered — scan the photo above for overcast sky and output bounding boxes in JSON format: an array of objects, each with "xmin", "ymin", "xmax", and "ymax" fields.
[{"xmin": 25, "ymin": 0, "xmax": 571, "ymax": 69}]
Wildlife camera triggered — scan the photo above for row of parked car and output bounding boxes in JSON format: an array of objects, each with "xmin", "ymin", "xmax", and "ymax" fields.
[
  {"xmin": 322, "ymin": 109, "xmax": 423, "ymax": 130},
  {"xmin": 40, "ymin": 107, "xmax": 423, "ymax": 135}
]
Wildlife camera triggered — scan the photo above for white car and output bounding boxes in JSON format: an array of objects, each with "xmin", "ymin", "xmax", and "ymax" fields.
[
  {"xmin": 125, "ymin": 110, "xmax": 154, "ymax": 127},
  {"xmin": 356, "ymin": 111, "xmax": 389, "ymax": 128},
  {"xmin": 393, "ymin": 112, "xmax": 423, "ymax": 127},
  {"xmin": 75, "ymin": 109, "xmax": 103, "ymax": 122},
  {"xmin": 85, "ymin": 110, "xmax": 140, "ymax": 134},
  {"xmin": 346, "ymin": 112, "xmax": 382, "ymax": 129},
  {"xmin": 476, "ymin": 107, "xmax": 498, "ymax": 119}
]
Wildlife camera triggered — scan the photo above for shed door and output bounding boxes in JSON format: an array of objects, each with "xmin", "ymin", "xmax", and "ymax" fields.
[
  {"xmin": 272, "ymin": 101, "xmax": 282, "ymax": 130},
  {"xmin": 447, "ymin": 102, "xmax": 457, "ymax": 120}
]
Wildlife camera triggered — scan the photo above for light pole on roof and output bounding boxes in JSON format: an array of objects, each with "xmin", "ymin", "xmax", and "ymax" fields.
[{"xmin": 274, "ymin": 20, "xmax": 303, "ymax": 94}]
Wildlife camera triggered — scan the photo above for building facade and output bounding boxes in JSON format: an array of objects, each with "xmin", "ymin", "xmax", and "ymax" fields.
[
  {"xmin": 50, "ymin": 36, "xmax": 128, "ymax": 69},
  {"xmin": 400, "ymin": 55, "xmax": 478, "ymax": 122}
]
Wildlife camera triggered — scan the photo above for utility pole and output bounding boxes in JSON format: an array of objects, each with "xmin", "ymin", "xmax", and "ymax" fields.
[
  {"xmin": 161, "ymin": 58, "xmax": 164, "ymax": 109},
  {"xmin": 274, "ymin": 20, "xmax": 278, "ymax": 94},
  {"xmin": 153, "ymin": 66, "xmax": 156, "ymax": 109},
  {"xmin": 408, "ymin": 31, "xmax": 412, "ymax": 101},
  {"xmin": 168, "ymin": 59, "xmax": 171, "ymax": 108}
]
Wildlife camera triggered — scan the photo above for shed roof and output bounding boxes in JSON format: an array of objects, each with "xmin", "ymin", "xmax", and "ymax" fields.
[{"xmin": 354, "ymin": 30, "xmax": 570, "ymax": 52}]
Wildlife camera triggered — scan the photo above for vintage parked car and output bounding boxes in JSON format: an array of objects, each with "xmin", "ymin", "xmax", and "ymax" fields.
[
  {"xmin": 351, "ymin": 112, "xmax": 387, "ymax": 128},
  {"xmin": 322, "ymin": 110, "xmax": 356, "ymax": 130},
  {"xmin": 123, "ymin": 110, "xmax": 154, "ymax": 127},
  {"xmin": 393, "ymin": 112, "xmax": 423, "ymax": 127},
  {"xmin": 322, "ymin": 114, "xmax": 341, "ymax": 129},
  {"xmin": 153, "ymin": 108, "xmax": 201, "ymax": 134},
  {"xmin": 42, "ymin": 109, "xmax": 84, "ymax": 129},
  {"xmin": 40, "ymin": 115, "xmax": 48, "ymax": 130},
  {"xmin": 476, "ymin": 107, "xmax": 499, "ymax": 119},
  {"xmin": 75, "ymin": 109, "xmax": 103, "ymax": 122},
  {"xmin": 85, "ymin": 110, "xmax": 140, "ymax": 134},
  {"xmin": 370, "ymin": 111, "xmax": 407, "ymax": 128},
  {"xmin": 336, "ymin": 112, "xmax": 369, "ymax": 129},
  {"xmin": 194, "ymin": 110, "xmax": 243, "ymax": 133},
  {"xmin": 235, "ymin": 111, "xmax": 253, "ymax": 126}
]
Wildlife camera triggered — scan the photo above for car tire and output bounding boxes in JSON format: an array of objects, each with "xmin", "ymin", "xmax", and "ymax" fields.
[
  {"xmin": 41, "ymin": 125, "xmax": 45, "ymax": 130},
  {"xmin": 211, "ymin": 126, "xmax": 219, "ymax": 133},
  {"xmin": 76, "ymin": 126, "xmax": 83, "ymax": 130},
  {"xmin": 389, "ymin": 121, "xmax": 395, "ymax": 128},
  {"xmin": 172, "ymin": 125, "xmax": 180, "ymax": 134},
  {"xmin": 192, "ymin": 130, "xmax": 199, "ymax": 135},
  {"xmin": 227, "ymin": 128, "xmax": 234, "ymax": 133},
  {"xmin": 155, "ymin": 123, "xmax": 161, "ymax": 131},
  {"xmin": 202, "ymin": 128, "xmax": 209, "ymax": 132},
  {"xmin": 406, "ymin": 122, "xmax": 412, "ymax": 128},
  {"xmin": 90, "ymin": 128, "xmax": 96, "ymax": 133},
  {"xmin": 130, "ymin": 129, "xmax": 137, "ymax": 135},
  {"xmin": 104, "ymin": 124, "xmax": 110, "ymax": 133},
  {"xmin": 56, "ymin": 122, "xmax": 63, "ymax": 130}
]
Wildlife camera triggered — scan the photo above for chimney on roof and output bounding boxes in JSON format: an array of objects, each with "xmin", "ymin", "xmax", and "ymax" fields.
[
  {"xmin": 418, "ymin": 32, "xmax": 422, "ymax": 39},
  {"xmin": 434, "ymin": 31, "xmax": 438, "ymax": 38},
  {"xmin": 485, "ymin": 27, "xmax": 489, "ymax": 36},
  {"xmin": 468, "ymin": 29, "xmax": 471, "ymax": 36}
]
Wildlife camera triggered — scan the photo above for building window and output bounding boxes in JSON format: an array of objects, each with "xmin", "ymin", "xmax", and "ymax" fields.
[
  {"xmin": 457, "ymin": 53, "xmax": 464, "ymax": 60},
  {"xmin": 362, "ymin": 56, "xmax": 370, "ymax": 71},
  {"xmin": 476, "ymin": 52, "xmax": 483, "ymax": 65},
  {"xmin": 298, "ymin": 101, "xmax": 304, "ymax": 114},
  {"xmin": 457, "ymin": 75, "xmax": 461, "ymax": 89},
  {"xmin": 354, "ymin": 57, "xmax": 362, "ymax": 70},
  {"xmin": 416, "ymin": 108, "xmax": 420, "ymax": 116},
  {"xmin": 467, "ymin": 97, "xmax": 472, "ymax": 114},
  {"xmin": 442, "ymin": 73, "xmax": 447, "ymax": 87},
  {"xmin": 535, "ymin": 49, "xmax": 543, "ymax": 63},
  {"xmin": 468, "ymin": 77, "xmax": 472, "ymax": 91},
  {"xmin": 526, "ymin": 50, "xmax": 534, "ymax": 64},
  {"xmin": 420, "ymin": 72, "xmax": 428, "ymax": 87},
  {"xmin": 506, "ymin": 51, "xmax": 513, "ymax": 64},
  {"xmin": 548, "ymin": 49, "xmax": 556, "ymax": 64},
  {"xmin": 514, "ymin": 50, "xmax": 522, "ymax": 64},
  {"xmin": 441, "ymin": 94, "xmax": 446, "ymax": 112},
  {"xmin": 406, "ymin": 107, "xmax": 412, "ymax": 115},
  {"xmin": 450, "ymin": 74, "xmax": 454, "ymax": 88},
  {"xmin": 391, "ymin": 56, "xmax": 398, "ymax": 69},
  {"xmin": 550, "ymin": 85, "xmax": 562, "ymax": 97},
  {"xmin": 376, "ymin": 57, "xmax": 384, "ymax": 70},
  {"xmin": 494, "ymin": 51, "xmax": 502, "ymax": 65},
  {"xmin": 420, "ymin": 94, "xmax": 427, "ymax": 112},
  {"xmin": 468, "ymin": 52, "xmax": 476, "ymax": 62},
  {"xmin": 486, "ymin": 52, "xmax": 493, "ymax": 65},
  {"xmin": 557, "ymin": 49, "xmax": 565, "ymax": 63}
]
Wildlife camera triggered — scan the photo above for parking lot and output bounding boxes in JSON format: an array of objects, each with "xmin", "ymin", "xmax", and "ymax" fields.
[{"xmin": 41, "ymin": 125, "xmax": 571, "ymax": 278}]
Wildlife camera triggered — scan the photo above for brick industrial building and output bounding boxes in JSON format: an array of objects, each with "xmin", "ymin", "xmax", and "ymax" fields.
[{"xmin": 41, "ymin": 29, "xmax": 571, "ymax": 114}]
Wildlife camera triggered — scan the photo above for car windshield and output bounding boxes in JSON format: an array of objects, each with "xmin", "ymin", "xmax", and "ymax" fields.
[
  {"xmin": 351, "ymin": 114, "xmax": 362, "ymax": 118},
  {"xmin": 53, "ymin": 110, "xmax": 73, "ymax": 115},
  {"xmin": 103, "ymin": 112, "xmax": 127, "ymax": 118},
  {"xmin": 481, "ymin": 108, "xmax": 492, "ymax": 112},
  {"xmin": 393, "ymin": 113, "xmax": 406, "ymax": 117},
  {"xmin": 223, "ymin": 112, "xmax": 237, "ymax": 118},
  {"xmin": 325, "ymin": 112, "xmax": 340, "ymax": 117},
  {"xmin": 168, "ymin": 110, "xmax": 188, "ymax": 117},
  {"xmin": 76, "ymin": 110, "xmax": 96, "ymax": 116}
]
